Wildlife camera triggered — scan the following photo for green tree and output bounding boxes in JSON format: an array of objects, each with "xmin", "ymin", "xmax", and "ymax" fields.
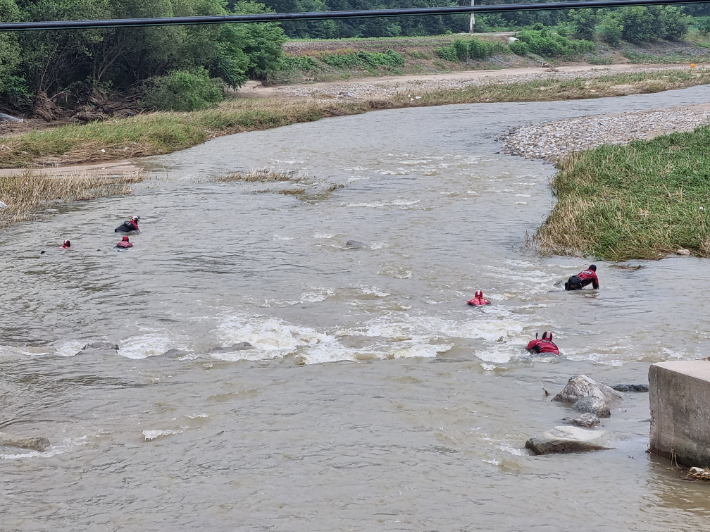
[
  {"xmin": 569, "ymin": 9, "xmax": 598, "ymax": 41},
  {"xmin": 0, "ymin": 0, "xmax": 21, "ymax": 94},
  {"xmin": 658, "ymin": 6, "xmax": 690, "ymax": 40},
  {"xmin": 600, "ymin": 12, "xmax": 622, "ymax": 46}
]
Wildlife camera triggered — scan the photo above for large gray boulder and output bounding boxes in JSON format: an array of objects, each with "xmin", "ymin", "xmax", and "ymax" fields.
[
  {"xmin": 0, "ymin": 432, "xmax": 50, "ymax": 452},
  {"xmin": 568, "ymin": 413, "xmax": 601, "ymax": 428},
  {"xmin": 552, "ymin": 375, "xmax": 622, "ymax": 404},
  {"xmin": 572, "ymin": 397, "xmax": 611, "ymax": 418},
  {"xmin": 526, "ymin": 426, "xmax": 610, "ymax": 455}
]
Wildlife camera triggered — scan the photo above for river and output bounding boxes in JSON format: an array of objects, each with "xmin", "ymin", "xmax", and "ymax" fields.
[{"xmin": 2, "ymin": 85, "xmax": 710, "ymax": 530}]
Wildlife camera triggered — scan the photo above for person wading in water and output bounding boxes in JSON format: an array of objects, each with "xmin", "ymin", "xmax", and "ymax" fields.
[{"xmin": 565, "ymin": 265, "xmax": 599, "ymax": 291}]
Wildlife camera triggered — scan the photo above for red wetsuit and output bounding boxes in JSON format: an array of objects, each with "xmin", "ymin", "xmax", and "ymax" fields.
[
  {"xmin": 577, "ymin": 269, "xmax": 599, "ymax": 289},
  {"xmin": 116, "ymin": 236, "xmax": 133, "ymax": 249},
  {"xmin": 467, "ymin": 290, "xmax": 490, "ymax": 307},
  {"xmin": 526, "ymin": 339, "xmax": 560, "ymax": 356}
]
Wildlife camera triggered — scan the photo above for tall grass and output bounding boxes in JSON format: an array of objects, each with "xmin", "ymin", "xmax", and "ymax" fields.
[
  {"xmin": 536, "ymin": 126, "xmax": 710, "ymax": 260},
  {"xmin": 0, "ymin": 172, "xmax": 143, "ymax": 229}
]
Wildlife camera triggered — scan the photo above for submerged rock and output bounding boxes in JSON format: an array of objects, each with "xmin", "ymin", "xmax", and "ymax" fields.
[
  {"xmin": 346, "ymin": 240, "xmax": 367, "ymax": 248},
  {"xmin": 81, "ymin": 342, "xmax": 119, "ymax": 351},
  {"xmin": 0, "ymin": 431, "xmax": 50, "ymax": 452},
  {"xmin": 566, "ymin": 413, "xmax": 601, "ymax": 428},
  {"xmin": 552, "ymin": 375, "xmax": 622, "ymax": 405},
  {"xmin": 525, "ymin": 426, "xmax": 610, "ymax": 455},
  {"xmin": 209, "ymin": 342, "xmax": 253, "ymax": 354},
  {"xmin": 610, "ymin": 384, "xmax": 649, "ymax": 392},
  {"xmin": 163, "ymin": 349, "xmax": 189, "ymax": 358},
  {"xmin": 572, "ymin": 397, "xmax": 610, "ymax": 418}
]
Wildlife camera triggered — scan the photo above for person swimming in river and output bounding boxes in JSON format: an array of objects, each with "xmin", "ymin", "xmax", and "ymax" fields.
[
  {"xmin": 467, "ymin": 290, "xmax": 490, "ymax": 306},
  {"xmin": 115, "ymin": 215, "xmax": 140, "ymax": 233},
  {"xmin": 564, "ymin": 264, "xmax": 599, "ymax": 291},
  {"xmin": 61, "ymin": 240, "xmax": 70, "ymax": 249},
  {"xmin": 527, "ymin": 331, "xmax": 560, "ymax": 356},
  {"xmin": 116, "ymin": 236, "xmax": 133, "ymax": 249}
]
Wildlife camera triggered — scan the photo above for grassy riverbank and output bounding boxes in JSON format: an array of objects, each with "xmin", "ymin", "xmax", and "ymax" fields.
[
  {"xmin": 536, "ymin": 126, "xmax": 710, "ymax": 260},
  {"xmin": 0, "ymin": 172, "xmax": 143, "ymax": 230},
  {"xmin": 3, "ymin": 68, "xmax": 710, "ymax": 169}
]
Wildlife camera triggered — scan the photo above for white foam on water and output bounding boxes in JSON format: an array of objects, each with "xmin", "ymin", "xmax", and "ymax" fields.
[
  {"xmin": 359, "ymin": 286, "xmax": 390, "ymax": 297},
  {"xmin": 54, "ymin": 340, "xmax": 86, "ymax": 357},
  {"xmin": 143, "ymin": 429, "xmax": 183, "ymax": 441},
  {"xmin": 343, "ymin": 199, "xmax": 420, "ymax": 209},
  {"xmin": 119, "ymin": 334, "xmax": 174, "ymax": 359},
  {"xmin": 272, "ymin": 234, "xmax": 295, "ymax": 241},
  {"xmin": 301, "ymin": 288, "xmax": 334, "ymax": 303},
  {"xmin": 312, "ymin": 233, "xmax": 336, "ymax": 239}
]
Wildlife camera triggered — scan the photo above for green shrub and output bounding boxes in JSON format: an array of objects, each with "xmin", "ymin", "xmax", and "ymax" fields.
[
  {"xmin": 511, "ymin": 28, "xmax": 595, "ymax": 57},
  {"xmin": 283, "ymin": 56, "xmax": 318, "ymax": 71},
  {"xmin": 659, "ymin": 6, "xmax": 690, "ymax": 40},
  {"xmin": 454, "ymin": 39, "xmax": 469, "ymax": 61},
  {"xmin": 469, "ymin": 38, "xmax": 501, "ymax": 59},
  {"xmin": 569, "ymin": 9, "xmax": 599, "ymax": 41},
  {"xmin": 143, "ymin": 69, "xmax": 224, "ymax": 112},
  {"xmin": 318, "ymin": 50, "xmax": 404, "ymax": 69},
  {"xmin": 618, "ymin": 6, "xmax": 689, "ymax": 43},
  {"xmin": 600, "ymin": 13, "xmax": 623, "ymax": 46},
  {"xmin": 0, "ymin": 75, "xmax": 31, "ymax": 111},
  {"xmin": 435, "ymin": 45, "xmax": 459, "ymax": 62}
]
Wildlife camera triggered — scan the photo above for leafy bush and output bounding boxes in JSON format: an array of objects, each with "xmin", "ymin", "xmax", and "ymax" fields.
[
  {"xmin": 658, "ymin": 6, "xmax": 690, "ymax": 41},
  {"xmin": 435, "ymin": 38, "xmax": 504, "ymax": 62},
  {"xmin": 408, "ymin": 50, "xmax": 429, "ymax": 59},
  {"xmin": 454, "ymin": 39, "xmax": 469, "ymax": 61},
  {"xmin": 319, "ymin": 50, "xmax": 404, "ymax": 69},
  {"xmin": 569, "ymin": 9, "xmax": 599, "ymax": 41},
  {"xmin": 143, "ymin": 69, "xmax": 224, "ymax": 112},
  {"xmin": 600, "ymin": 13, "xmax": 623, "ymax": 46},
  {"xmin": 435, "ymin": 45, "xmax": 459, "ymax": 62},
  {"xmin": 283, "ymin": 56, "xmax": 318, "ymax": 72},
  {"xmin": 0, "ymin": 75, "xmax": 31, "ymax": 110},
  {"xmin": 511, "ymin": 28, "xmax": 595, "ymax": 58}
]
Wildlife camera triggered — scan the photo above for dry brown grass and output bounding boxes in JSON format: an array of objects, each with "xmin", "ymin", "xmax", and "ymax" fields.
[{"xmin": 0, "ymin": 171, "xmax": 143, "ymax": 230}]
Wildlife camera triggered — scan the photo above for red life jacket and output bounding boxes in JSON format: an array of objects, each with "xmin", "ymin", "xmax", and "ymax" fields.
[
  {"xmin": 467, "ymin": 290, "xmax": 490, "ymax": 306},
  {"xmin": 526, "ymin": 339, "xmax": 560, "ymax": 356}
]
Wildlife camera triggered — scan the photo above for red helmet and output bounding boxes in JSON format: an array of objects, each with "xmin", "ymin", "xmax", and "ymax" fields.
[
  {"xmin": 475, "ymin": 290, "xmax": 483, "ymax": 298},
  {"xmin": 542, "ymin": 331, "xmax": 553, "ymax": 341},
  {"xmin": 122, "ymin": 236, "xmax": 130, "ymax": 242}
]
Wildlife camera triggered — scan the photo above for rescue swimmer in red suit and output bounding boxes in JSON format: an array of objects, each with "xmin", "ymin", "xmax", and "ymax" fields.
[
  {"xmin": 565, "ymin": 265, "xmax": 599, "ymax": 291},
  {"xmin": 467, "ymin": 290, "xmax": 490, "ymax": 306},
  {"xmin": 116, "ymin": 236, "xmax": 133, "ymax": 249},
  {"xmin": 115, "ymin": 215, "xmax": 140, "ymax": 233},
  {"xmin": 526, "ymin": 331, "xmax": 560, "ymax": 356}
]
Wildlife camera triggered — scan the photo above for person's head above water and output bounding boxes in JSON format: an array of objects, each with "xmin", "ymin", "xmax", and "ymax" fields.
[
  {"xmin": 62, "ymin": 240, "xmax": 70, "ymax": 248},
  {"xmin": 122, "ymin": 236, "xmax": 130, "ymax": 242},
  {"xmin": 131, "ymin": 215, "xmax": 140, "ymax": 222},
  {"xmin": 542, "ymin": 331, "xmax": 553, "ymax": 341},
  {"xmin": 475, "ymin": 290, "xmax": 483, "ymax": 298},
  {"xmin": 588, "ymin": 264, "xmax": 597, "ymax": 271}
]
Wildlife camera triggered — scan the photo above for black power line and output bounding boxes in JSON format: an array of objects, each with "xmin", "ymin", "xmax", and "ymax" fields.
[{"xmin": 0, "ymin": 0, "xmax": 707, "ymax": 31}]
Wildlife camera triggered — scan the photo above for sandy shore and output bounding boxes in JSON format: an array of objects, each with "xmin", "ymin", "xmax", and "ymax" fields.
[
  {"xmin": 242, "ymin": 63, "xmax": 709, "ymax": 101},
  {"xmin": 502, "ymin": 103, "xmax": 710, "ymax": 163}
]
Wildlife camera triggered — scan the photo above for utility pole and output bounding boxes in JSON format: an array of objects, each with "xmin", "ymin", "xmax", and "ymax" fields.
[{"xmin": 469, "ymin": 0, "xmax": 475, "ymax": 33}]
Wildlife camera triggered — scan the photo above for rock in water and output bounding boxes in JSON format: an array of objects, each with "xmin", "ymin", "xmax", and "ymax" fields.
[
  {"xmin": 572, "ymin": 397, "xmax": 611, "ymax": 418},
  {"xmin": 0, "ymin": 432, "xmax": 50, "ymax": 452},
  {"xmin": 346, "ymin": 240, "xmax": 367, "ymax": 248},
  {"xmin": 610, "ymin": 384, "xmax": 649, "ymax": 392},
  {"xmin": 209, "ymin": 342, "xmax": 253, "ymax": 354},
  {"xmin": 552, "ymin": 375, "xmax": 622, "ymax": 404},
  {"xmin": 525, "ymin": 426, "xmax": 610, "ymax": 455},
  {"xmin": 81, "ymin": 342, "xmax": 119, "ymax": 351},
  {"xmin": 570, "ymin": 413, "xmax": 601, "ymax": 428},
  {"xmin": 163, "ymin": 349, "xmax": 189, "ymax": 358}
]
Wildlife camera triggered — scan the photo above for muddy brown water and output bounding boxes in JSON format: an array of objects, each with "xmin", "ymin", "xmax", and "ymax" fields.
[{"xmin": 2, "ymin": 85, "xmax": 710, "ymax": 530}]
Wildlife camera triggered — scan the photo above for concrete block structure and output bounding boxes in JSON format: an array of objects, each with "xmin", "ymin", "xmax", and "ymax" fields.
[{"xmin": 649, "ymin": 361, "xmax": 710, "ymax": 467}]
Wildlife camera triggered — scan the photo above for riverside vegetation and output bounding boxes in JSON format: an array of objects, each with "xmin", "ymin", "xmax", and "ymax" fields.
[
  {"xmin": 3, "ymin": 68, "xmax": 710, "ymax": 169},
  {"xmin": 536, "ymin": 126, "xmax": 710, "ymax": 260}
]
